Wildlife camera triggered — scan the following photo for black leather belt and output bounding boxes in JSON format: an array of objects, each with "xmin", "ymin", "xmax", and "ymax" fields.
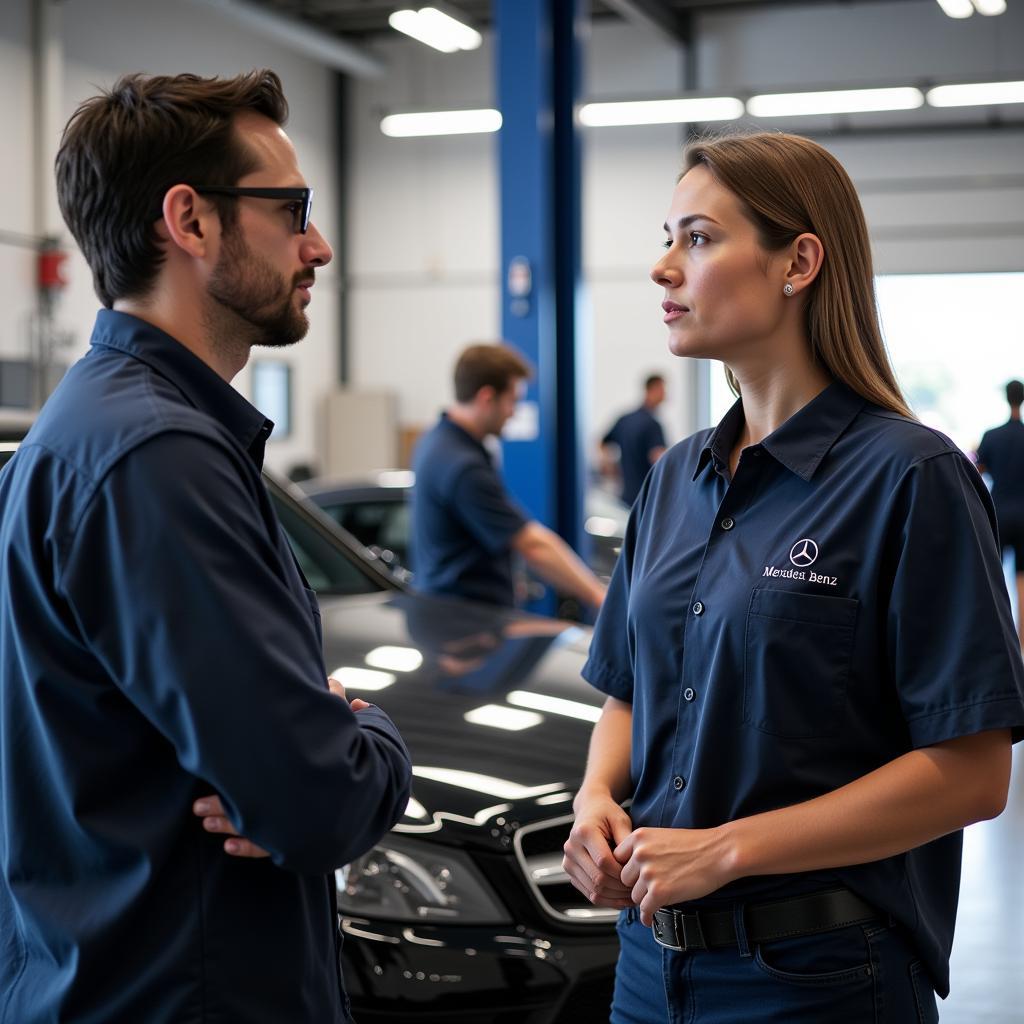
[{"xmin": 651, "ymin": 888, "xmax": 879, "ymax": 952}]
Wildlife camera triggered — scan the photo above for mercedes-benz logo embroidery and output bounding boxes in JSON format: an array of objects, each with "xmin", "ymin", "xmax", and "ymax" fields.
[{"xmin": 789, "ymin": 538, "xmax": 819, "ymax": 568}]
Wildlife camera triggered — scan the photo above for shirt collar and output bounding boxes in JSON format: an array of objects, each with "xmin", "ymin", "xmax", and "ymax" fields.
[
  {"xmin": 439, "ymin": 411, "xmax": 493, "ymax": 462},
  {"xmin": 694, "ymin": 379, "xmax": 865, "ymax": 483},
  {"xmin": 89, "ymin": 309, "xmax": 274, "ymax": 467}
]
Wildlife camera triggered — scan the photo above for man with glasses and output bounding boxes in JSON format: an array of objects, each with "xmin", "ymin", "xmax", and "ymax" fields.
[{"xmin": 0, "ymin": 71, "xmax": 411, "ymax": 1023}]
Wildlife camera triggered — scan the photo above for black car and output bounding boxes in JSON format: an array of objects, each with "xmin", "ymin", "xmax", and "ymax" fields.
[
  {"xmin": 299, "ymin": 470, "xmax": 628, "ymax": 585},
  {"xmin": 3, "ymin": 429, "xmax": 619, "ymax": 1022},
  {"xmin": 273, "ymin": 475, "xmax": 618, "ymax": 1021}
]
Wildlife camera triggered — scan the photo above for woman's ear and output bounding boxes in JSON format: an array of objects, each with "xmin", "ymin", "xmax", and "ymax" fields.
[{"xmin": 783, "ymin": 232, "xmax": 824, "ymax": 297}]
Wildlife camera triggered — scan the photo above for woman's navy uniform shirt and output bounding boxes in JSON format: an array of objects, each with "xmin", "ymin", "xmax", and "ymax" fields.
[
  {"xmin": 0, "ymin": 311, "xmax": 412, "ymax": 1023},
  {"xmin": 583, "ymin": 381, "xmax": 1024, "ymax": 998}
]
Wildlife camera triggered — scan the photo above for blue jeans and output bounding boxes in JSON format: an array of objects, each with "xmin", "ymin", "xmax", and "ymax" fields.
[{"xmin": 611, "ymin": 906, "xmax": 939, "ymax": 1023}]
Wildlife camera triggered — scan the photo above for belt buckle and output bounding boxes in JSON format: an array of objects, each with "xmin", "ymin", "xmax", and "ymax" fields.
[
  {"xmin": 653, "ymin": 910, "xmax": 707, "ymax": 952},
  {"xmin": 652, "ymin": 909, "xmax": 682, "ymax": 951}
]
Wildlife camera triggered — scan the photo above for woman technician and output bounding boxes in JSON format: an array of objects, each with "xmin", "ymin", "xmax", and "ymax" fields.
[{"xmin": 562, "ymin": 132, "xmax": 1024, "ymax": 1023}]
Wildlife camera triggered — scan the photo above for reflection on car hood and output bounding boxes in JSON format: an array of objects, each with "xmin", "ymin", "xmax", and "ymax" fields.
[{"xmin": 318, "ymin": 590, "xmax": 598, "ymax": 846}]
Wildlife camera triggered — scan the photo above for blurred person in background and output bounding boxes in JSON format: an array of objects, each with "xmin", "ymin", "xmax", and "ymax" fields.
[
  {"xmin": 976, "ymin": 378, "xmax": 1024, "ymax": 647},
  {"xmin": 412, "ymin": 343, "xmax": 605, "ymax": 613},
  {"xmin": 563, "ymin": 131, "xmax": 1024, "ymax": 1024},
  {"xmin": 600, "ymin": 372, "xmax": 669, "ymax": 506}
]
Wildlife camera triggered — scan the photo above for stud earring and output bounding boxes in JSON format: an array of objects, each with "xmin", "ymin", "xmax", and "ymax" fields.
[{"xmin": 783, "ymin": 283, "xmax": 795, "ymax": 296}]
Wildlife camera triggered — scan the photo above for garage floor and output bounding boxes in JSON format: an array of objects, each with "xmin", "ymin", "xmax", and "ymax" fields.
[{"xmin": 938, "ymin": 741, "xmax": 1024, "ymax": 1023}]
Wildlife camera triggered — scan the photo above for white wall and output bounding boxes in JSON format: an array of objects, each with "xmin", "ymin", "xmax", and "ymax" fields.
[
  {"xmin": 2, "ymin": 0, "xmax": 1022, "ymax": 474},
  {"xmin": 346, "ymin": 0, "xmax": 1024, "ymax": 453},
  {"xmin": 0, "ymin": 0, "xmax": 341, "ymax": 474}
]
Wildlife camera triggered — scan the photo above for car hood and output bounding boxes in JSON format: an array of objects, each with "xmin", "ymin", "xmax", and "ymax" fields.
[{"xmin": 318, "ymin": 590, "xmax": 600, "ymax": 847}]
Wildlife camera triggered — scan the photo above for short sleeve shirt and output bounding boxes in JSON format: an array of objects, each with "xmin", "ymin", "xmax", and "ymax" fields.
[
  {"xmin": 411, "ymin": 414, "xmax": 528, "ymax": 606},
  {"xmin": 583, "ymin": 381, "xmax": 1024, "ymax": 998},
  {"xmin": 603, "ymin": 406, "xmax": 667, "ymax": 506}
]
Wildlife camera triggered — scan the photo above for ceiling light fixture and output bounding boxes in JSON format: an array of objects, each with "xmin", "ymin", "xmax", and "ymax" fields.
[
  {"xmin": 935, "ymin": 0, "xmax": 975, "ymax": 15},
  {"xmin": 747, "ymin": 86, "xmax": 925, "ymax": 117},
  {"xmin": 389, "ymin": 7, "xmax": 482, "ymax": 52},
  {"xmin": 579, "ymin": 96, "xmax": 744, "ymax": 127},
  {"xmin": 927, "ymin": 80, "xmax": 1024, "ymax": 106},
  {"xmin": 971, "ymin": 0, "xmax": 1007, "ymax": 13},
  {"xmin": 329, "ymin": 666, "xmax": 397, "ymax": 691},
  {"xmin": 380, "ymin": 108, "xmax": 502, "ymax": 137},
  {"xmin": 464, "ymin": 704, "xmax": 543, "ymax": 731}
]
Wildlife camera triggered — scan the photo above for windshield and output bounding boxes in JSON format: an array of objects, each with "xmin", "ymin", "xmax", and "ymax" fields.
[{"xmin": 264, "ymin": 477, "xmax": 393, "ymax": 598}]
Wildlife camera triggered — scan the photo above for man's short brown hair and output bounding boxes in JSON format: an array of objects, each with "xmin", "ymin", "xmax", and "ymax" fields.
[
  {"xmin": 453, "ymin": 344, "xmax": 533, "ymax": 403},
  {"xmin": 56, "ymin": 70, "xmax": 289, "ymax": 308}
]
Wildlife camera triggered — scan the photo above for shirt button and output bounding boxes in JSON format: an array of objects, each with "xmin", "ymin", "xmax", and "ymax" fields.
[
  {"xmin": 692, "ymin": 601, "xmax": 704, "ymax": 616},
  {"xmin": 684, "ymin": 687, "xmax": 696, "ymax": 702},
  {"xmin": 673, "ymin": 776, "xmax": 686, "ymax": 791},
  {"xmin": 720, "ymin": 517, "xmax": 734, "ymax": 531}
]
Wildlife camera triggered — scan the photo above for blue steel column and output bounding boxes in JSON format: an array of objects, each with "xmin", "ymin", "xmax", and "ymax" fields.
[{"xmin": 496, "ymin": 0, "xmax": 585, "ymax": 588}]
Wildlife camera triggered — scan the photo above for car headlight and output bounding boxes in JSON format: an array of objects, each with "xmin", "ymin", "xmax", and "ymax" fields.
[{"xmin": 337, "ymin": 835, "xmax": 511, "ymax": 925}]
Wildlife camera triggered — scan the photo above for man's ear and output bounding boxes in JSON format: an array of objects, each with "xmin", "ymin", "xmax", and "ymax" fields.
[{"xmin": 160, "ymin": 184, "xmax": 216, "ymax": 259}]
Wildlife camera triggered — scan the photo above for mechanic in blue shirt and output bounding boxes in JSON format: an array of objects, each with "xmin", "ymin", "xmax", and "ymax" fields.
[
  {"xmin": 411, "ymin": 344, "xmax": 606, "ymax": 611},
  {"xmin": 977, "ymin": 378, "xmax": 1024, "ymax": 647},
  {"xmin": 563, "ymin": 132, "xmax": 1024, "ymax": 1024},
  {"xmin": 0, "ymin": 71, "xmax": 411, "ymax": 1024},
  {"xmin": 600, "ymin": 373, "xmax": 668, "ymax": 505}
]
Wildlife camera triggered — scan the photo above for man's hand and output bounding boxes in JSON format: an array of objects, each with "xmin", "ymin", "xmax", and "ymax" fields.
[
  {"xmin": 328, "ymin": 676, "xmax": 370, "ymax": 711},
  {"xmin": 615, "ymin": 826, "xmax": 733, "ymax": 926},
  {"xmin": 193, "ymin": 795, "xmax": 270, "ymax": 858},
  {"xmin": 562, "ymin": 792, "xmax": 634, "ymax": 909},
  {"xmin": 196, "ymin": 676, "xmax": 373, "ymax": 858}
]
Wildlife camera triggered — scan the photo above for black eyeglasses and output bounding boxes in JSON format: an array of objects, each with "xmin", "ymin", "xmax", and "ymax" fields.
[{"xmin": 192, "ymin": 186, "xmax": 313, "ymax": 234}]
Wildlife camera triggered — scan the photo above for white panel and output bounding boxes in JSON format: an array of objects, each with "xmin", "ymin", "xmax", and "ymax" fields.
[{"xmin": 322, "ymin": 390, "xmax": 398, "ymax": 477}]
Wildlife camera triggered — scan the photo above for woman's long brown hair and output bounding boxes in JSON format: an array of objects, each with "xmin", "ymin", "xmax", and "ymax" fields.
[{"xmin": 683, "ymin": 132, "xmax": 913, "ymax": 418}]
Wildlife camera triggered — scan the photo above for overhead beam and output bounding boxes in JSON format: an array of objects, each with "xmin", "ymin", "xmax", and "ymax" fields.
[
  {"xmin": 185, "ymin": 0, "xmax": 385, "ymax": 78},
  {"xmin": 601, "ymin": 0, "xmax": 690, "ymax": 44}
]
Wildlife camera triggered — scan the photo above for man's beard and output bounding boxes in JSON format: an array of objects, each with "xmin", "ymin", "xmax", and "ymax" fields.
[{"xmin": 206, "ymin": 225, "xmax": 311, "ymax": 349}]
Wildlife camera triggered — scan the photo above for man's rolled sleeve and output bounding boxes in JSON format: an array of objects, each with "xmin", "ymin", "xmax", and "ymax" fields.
[
  {"xmin": 885, "ymin": 452, "xmax": 1024, "ymax": 747},
  {"xmin": 59, "ymin": 432, "xmax": 412, "ymax": 873}
]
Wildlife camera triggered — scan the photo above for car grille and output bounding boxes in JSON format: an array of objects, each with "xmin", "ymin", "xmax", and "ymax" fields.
[{"xmin": 513, "ymin": 813, "xmax": 619, "ymax": 925}]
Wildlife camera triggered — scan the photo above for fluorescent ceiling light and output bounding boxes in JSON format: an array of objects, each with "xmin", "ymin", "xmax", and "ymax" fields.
[
  {"xmin": 747, "ymin": 87, "xmax": 924, "ymax": 117},
  {"xmin": 506, "ymin": 690, "xmax": 603, "ymax": 723},
  {"xmin": 365, "ymin": 645, "xmax": 423, "ymax": 672},
  {"xmin": 971, "ymin": 0, "xmax": 1006, "ymax": 12},
  {"xmin": 412, "ymin": 766, "xmax": 565, "ymax": 799},
  {"xmin": 389, "ymin": 7, "xmax": 481, "ymax": 52},
  {"xmin": 580, "ymin": 96, "xmax": 743, "ymax": 127},
  {"xmin": 380, "ymin": 109, "xmax": 502, "ymax": 137},
  {"xmin": 927, "ymin": 80, "xmax": 1024, "ymax": 106},
  {"xmin": 329, "ymin": 666, "xmax": 396, "ymax": 691},
  {"xmin": 936, "ymin": 0, "xmax": 974, "ymax": 15},
  {"xmin": 464, "ymin": 704, "xmax": 543, "ymax": 731}
]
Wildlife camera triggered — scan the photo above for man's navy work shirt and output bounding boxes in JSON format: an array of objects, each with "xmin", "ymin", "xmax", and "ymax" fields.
[
  {"xmin": 0, "ymin": 310, "xmax": 412, "ymax": 1024},
  {"xmin": 977, "ymin": 418, "xmax": 1024, "ymax": 533},
  {"xmin": 603, "ymin": 406, "xmax": 667, "ymax": 506},
  {"xmin": 583, "ymin": 381, "xmax": 1024, "ymax": 999},
  {"xmin": 411, "ymin": 414, "xmax": 527, "ymax": 607}
]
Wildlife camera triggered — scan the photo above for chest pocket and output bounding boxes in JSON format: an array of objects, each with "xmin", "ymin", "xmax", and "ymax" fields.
[{"xmin": 743, "ymin": 588, "xmax": 858, "ymax": 740}]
